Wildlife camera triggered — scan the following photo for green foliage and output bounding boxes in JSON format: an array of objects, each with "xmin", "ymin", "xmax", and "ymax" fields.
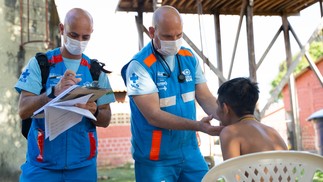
[
  {"xmin": 310, "ymin": 41, "xmax": 323, "ymax": 59},
  {"xmin": 270, "ymin": 40, "xmax": 323, "ymax": 99},
  {"xmin": 313, "ymin": 170, "xmax": 323, "ymax": 182}
]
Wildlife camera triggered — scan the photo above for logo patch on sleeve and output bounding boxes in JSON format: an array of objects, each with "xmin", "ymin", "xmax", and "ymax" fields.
[
  {"xmin": 19, "ymin": 69, "xmax": 30, "ymax": 83},
  {"xmin": 130, "ymin": 73, "xmax": 139, "ymax": 89}
]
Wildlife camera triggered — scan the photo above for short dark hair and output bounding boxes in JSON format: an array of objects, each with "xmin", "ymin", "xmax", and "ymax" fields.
[{"xmin": 217, "ymin": 77, "xmax": 259, "ymax": 117}]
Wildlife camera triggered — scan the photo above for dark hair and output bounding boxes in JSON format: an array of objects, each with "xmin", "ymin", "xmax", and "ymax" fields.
[{"xmin": 217, "ymin": 77, "xmax": 259, "ymax": 117}]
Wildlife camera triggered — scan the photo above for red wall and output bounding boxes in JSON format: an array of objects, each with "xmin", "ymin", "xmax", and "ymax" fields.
[
  {"xmin": 97, "ymin": 125, "xmax": 133, "ymax": 167},
  {"xmin": 282, "ymin": 58, "xmax": 323, "ymax": 151}
]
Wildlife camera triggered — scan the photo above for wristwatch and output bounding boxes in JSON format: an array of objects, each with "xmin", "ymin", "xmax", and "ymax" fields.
[{"xmin": 46, "ymin": 86, "xmax": 56, "ymax": 98}]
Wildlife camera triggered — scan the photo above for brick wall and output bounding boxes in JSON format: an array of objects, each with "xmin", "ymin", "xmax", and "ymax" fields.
[
  {"xmin": 97, "ymin": 104, "xmax": 133, "ymax": 168},
  {"xmin": 97, "ymin": 126, "xmax": 132, "ymax": 167},
  {"xmin": 282, "ymin": 58, "xmax": 323, "ymax": 151}
]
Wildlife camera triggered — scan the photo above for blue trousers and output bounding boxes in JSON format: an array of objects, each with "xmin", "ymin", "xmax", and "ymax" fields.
[
  {"xmin": 19, "ymin": 162, "xmax": 97, "ymax": 182},
  {"xmin": 134, "ymin": 148, "xmax": 208, "ymax": 182}
]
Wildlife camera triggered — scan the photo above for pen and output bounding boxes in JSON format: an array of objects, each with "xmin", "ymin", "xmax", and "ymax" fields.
[{"xmin": 49, "ymin": 74, "xmax": 82, "ymax": 79}]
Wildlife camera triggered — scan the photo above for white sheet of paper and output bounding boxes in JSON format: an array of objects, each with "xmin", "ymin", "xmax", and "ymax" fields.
[
  {"xmin": 43, "ymin": 93, "xmax": 95, "ymax": 141},
  {"xmin": 33, "ymin": 85, "xmax": 80, "ymax": 117},
  {"xmin": 45, "ymin": 106, "xmax": 83, "ymax": 141}
]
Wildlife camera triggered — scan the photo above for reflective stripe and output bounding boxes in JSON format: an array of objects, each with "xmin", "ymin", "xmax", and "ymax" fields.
[
  {"xmin": 150, "ymin": 130, "xmax": 162, "ymax": 160},
  {"xmin": 160, "ymin": 96, "xmax": 176, "ymax": 108},
  {"xmin": 182, "ymin": 91, "xmax": 195, "ymax": 103}
]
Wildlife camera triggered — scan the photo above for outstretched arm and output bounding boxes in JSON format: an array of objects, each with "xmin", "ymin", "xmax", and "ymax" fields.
[{"xmin": 133, "ymin": 92, "xmax": 222, "ymax": 135}]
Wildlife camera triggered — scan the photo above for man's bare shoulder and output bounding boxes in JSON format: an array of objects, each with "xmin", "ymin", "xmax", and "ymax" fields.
[
  {"xmin": 220, "ymin": 121, "xmax": 261, "ymax": 138},
  {"xmin": 220, "ymin": 124, "xmax": 241, "ymax": 138}
]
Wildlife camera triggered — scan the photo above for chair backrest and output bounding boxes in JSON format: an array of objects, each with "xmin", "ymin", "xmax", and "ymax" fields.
[{"xmin": 202, "ymin": 150, "xmax": 323, "ymax": 182}]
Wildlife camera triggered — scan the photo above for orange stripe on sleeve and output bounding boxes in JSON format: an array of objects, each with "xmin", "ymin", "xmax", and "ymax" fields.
[
  {"xmin": 178, "ymin": 49, "xmax": 193, "ymax": 57},
  {"xmin": 149, "ymin": 130, "xmax": 162, "ymax": 161},
  {"xmin": 144, "ymin": 54, "xmax": 157, "ymax": 68}
]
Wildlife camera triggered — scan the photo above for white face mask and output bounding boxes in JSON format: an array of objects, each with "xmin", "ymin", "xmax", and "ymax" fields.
[
  {"xmin": 64, "ymin": 36, "xmax": 89, "ymax": 55},
  {"xmin": 157, "ymin": 37, "xmax": 182, "ymax": 56}
]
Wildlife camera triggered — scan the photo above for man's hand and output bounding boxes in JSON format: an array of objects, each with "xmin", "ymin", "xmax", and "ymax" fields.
[
  {"xmin": 75, "ymin": 102, "xmax": 111, "ymax": 127},
  {"xmin": 199, "ymin": 115, "xmax": 224, "ymax": 136},
  {"xmin": 55, "ymin": 70, "xmax": 82, "ymax": 96},
  {"xmin": 75, "ymin": 101, "xmax": 97, "ymax": 115}
]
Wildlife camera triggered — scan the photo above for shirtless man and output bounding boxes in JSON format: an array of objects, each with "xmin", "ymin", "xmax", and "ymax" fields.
[{"xmin": 215, "ymin": 77, "xmax": 288, "ymax": 160}]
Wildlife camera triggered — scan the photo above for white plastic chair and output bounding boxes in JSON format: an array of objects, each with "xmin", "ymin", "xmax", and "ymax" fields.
[{"xmin": 202, "ymin": 150, "xmax": 323, "ymax": 182}]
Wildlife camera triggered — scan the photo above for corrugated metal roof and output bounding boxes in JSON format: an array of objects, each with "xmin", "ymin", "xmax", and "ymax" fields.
[
  {"xmin": 116, "ymin": 0, "xmax": 318, "ymax": 16},
  {"xmin": 108, "ymin": 73, "xmax": 127, "ymax": 92}
]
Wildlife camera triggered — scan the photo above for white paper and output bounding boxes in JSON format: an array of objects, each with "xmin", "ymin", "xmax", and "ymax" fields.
[
  {"xmin": 45, "ymin": 106, "xmax": 84, "ymax": 141},
  {"xmin": 34, "ymin": 89, "xmax": 96, "ymax": 141},
  {"xmin": 46, "ymin": 94, "xmax": 95, "ymax": 140},
  {"xmin": 32, "ymin": 84, "xmax": 110, "ymax": 141},
  {"xmin": 33, "ymin": 85, "xmax": 80, "ymax": 117}
]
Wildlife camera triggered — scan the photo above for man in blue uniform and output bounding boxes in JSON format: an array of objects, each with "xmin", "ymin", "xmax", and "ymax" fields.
[
  {"xmin": 15, "ymin": 8, "xmax": 115, "ymax": 182},
  {"xmin": 121, "ymin": 5, "xmax": 223, "ymax": 182}
]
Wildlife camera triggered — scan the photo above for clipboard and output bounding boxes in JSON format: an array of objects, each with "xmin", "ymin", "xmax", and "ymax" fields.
[{"xmin": 59, "ymin": 86, "xmax": 113, "ymax": 102}]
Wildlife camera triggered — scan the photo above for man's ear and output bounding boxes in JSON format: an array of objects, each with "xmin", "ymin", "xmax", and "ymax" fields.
[
  {"xmin": 222, "ymin": 103, "xmax": 230, "ymax": 115},
  {"xmin": 148, "ymin": 27, "xmax": 155, "ymax": 39},
  {"xmin": 59, "ymin": 23, "xmax": 64, "ymax": 35}
]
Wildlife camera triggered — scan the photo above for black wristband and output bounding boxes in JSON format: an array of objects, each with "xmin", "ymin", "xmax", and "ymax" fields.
[
  {"xmin": 46, "ymin": 86, "xmax": 56, "ymax": 98},
  {"xmin": 94, "ymin": 107, "xmax": 99, "ymax": 117}
]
